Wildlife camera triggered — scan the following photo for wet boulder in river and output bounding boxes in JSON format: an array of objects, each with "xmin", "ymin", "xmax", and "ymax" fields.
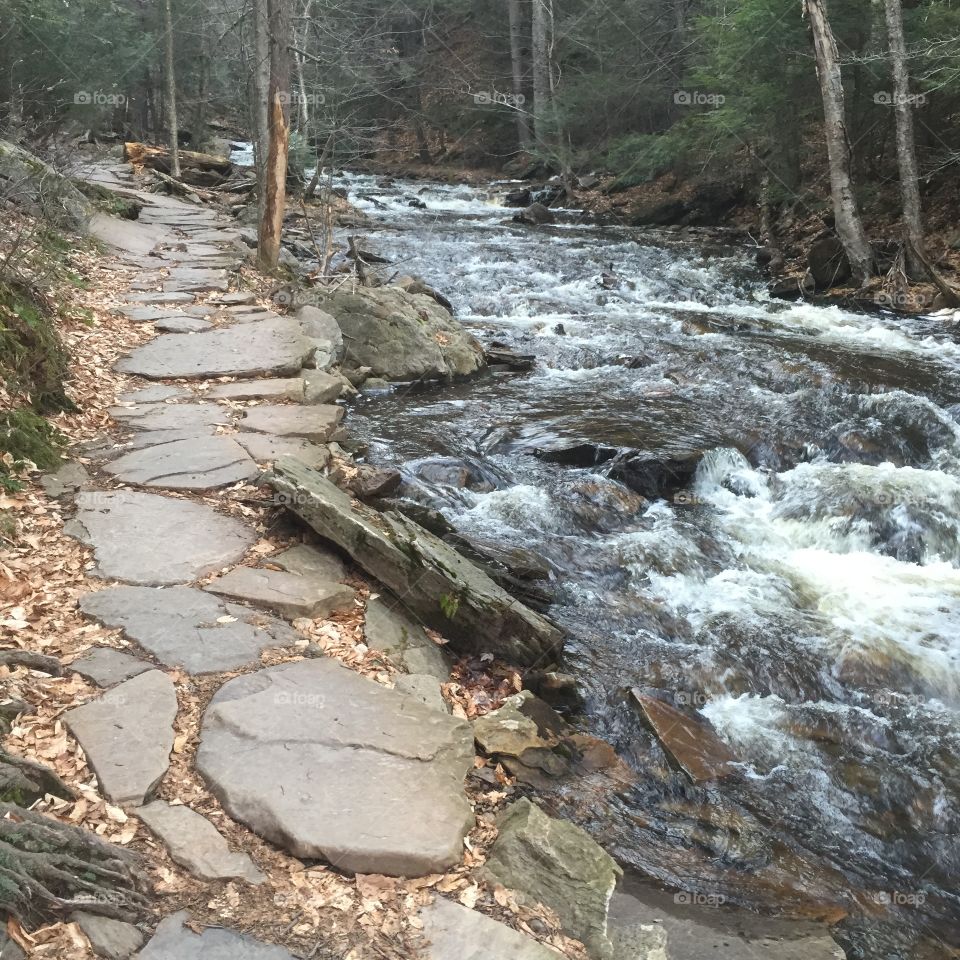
[
  {"xmin": 808, "ymin": 234, "xmax": 851, "ymax": 289},
  {"xmin": 513, "ymin": 202, "xmax": 555, "ymax": 225},
  {"xmin": 308, "ymin": 285, "xmax": 485, "ymax": 382},
  {"xmin": 607, "ymin": 450, "xmax": 702, "ymax": 500}
]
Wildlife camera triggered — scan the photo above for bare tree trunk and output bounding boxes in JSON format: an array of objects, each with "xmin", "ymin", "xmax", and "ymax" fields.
[
  {"xmin": 508, "ymin": 0, "xmax": 532, "ymax": 151},
  {"xmin": 805, "ymin": 0, "xmax": 874, "ymax": 285},
  {"xmin": 883, "ymin": 0, "xmax": 923, "ymax": 274},
  {"xmin": 163, "ymin": 0, "xmax": 180, "ymax": 178},
  {"xmin": 531, "ymin": 0, "xmax": 550, "ymax": 146},
  {"xmin": 253, "ymin": 0, "xmax": 272, "ymax": 215},
  {"xmin": 258, "ymin": 0, "xmax": 292, "ymax": 271},
  {"xmin": 293, "ymin": 0, "xmax": 312, "ymax": 129}
]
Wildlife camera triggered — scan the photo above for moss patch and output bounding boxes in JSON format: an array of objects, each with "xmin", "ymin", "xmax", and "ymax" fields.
[{"xmin": 0, "ymin": 280, "xmax": 70, "ymax": 489}]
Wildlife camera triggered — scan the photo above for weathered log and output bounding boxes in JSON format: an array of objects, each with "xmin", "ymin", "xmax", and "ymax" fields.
[
  {"xmin": 269, "ymin": 458, "xmax": 564, "ymax": 666},
  {"xmin": 123, "ymin": 142, "xmax": 232, "ymax": 176}
]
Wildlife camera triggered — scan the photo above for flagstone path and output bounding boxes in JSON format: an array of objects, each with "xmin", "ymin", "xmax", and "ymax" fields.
[{"xmin": 57, "ymin": 165, "xmax": 556, "ymax": 959}]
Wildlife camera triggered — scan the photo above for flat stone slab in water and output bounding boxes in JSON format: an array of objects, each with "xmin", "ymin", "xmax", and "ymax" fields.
[
  {"xmin": 79, "ymin": 585, "xmax": 296, "ymax": 673},
  {"xmin": 69, "ymin": 647, "xmax": 152, "ymax": 687},
  {"xmin": 105, "ymin": 436, "xmax": 258, "ymax": 490},
  {"xmin": 204, "ymin": 566, "xmax": 356, "ymax": 619},
  {"xmin": 197, "ymin": 658, "xmax": 474, "ymax": 875},
  {"xmin": 631, "ymin": 690, "xmax": 736, "ymax": 782},
  {"xmin": 115, "ymin": 317, "xmax": 311, "ymax": 380},
  {"xmin": 68, "ymin": 490, "xmax": 255, "ymax": 585},
  {"xmin": 207, "ymin": 378, "xmax": 304, "ymax": 402},
  {"xmin": 155, "ymin": 316, "xmax": 212, "ymax": 333},
  {"xmin": 138, "ymin": 912, "xmax": 294, "ymax": 960},
  {"xmin": 234, "ymin": 433, "xmax": 330, "ymax": 468},
  {"xmin": 419, "ymin": 898, "xmax": 558, "ymax": 960},
  {"xmin": 65, "ymin": 670, "xmax": 177, "ymax": 805},
  {"xmin": 239, "ymin": 404, "xmax": 343, "ymax": 442},
  {"xmin": 137, "ymin": 802, "xmax": 264, "ymax": 883}
]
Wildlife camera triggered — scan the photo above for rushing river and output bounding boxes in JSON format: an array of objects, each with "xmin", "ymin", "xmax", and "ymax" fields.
[{"xmin": 320, "ymin": 171, "xmax": 960, "ymax": 958}]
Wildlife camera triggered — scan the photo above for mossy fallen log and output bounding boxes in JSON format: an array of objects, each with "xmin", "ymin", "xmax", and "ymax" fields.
[{"xmin": 269, "ymin": 457, "xmax": 564, "ymax": 666}]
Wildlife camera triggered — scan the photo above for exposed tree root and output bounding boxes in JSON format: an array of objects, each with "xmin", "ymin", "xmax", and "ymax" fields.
[{"xmin": 0, "ymin": 803, "xmax": 150, "ymax": 927}]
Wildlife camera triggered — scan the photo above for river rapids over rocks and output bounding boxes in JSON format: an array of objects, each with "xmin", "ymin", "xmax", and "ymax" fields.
[{"xmin": 329, "ymin": 172, "xmax": 960, "ymax": 959}]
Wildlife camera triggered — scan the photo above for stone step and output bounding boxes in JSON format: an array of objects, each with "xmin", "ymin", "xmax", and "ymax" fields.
[
  {"xmin": 197, "ymin": 658, "xmax": 475, "ymax": 876},
  {"xmin": 137, "ymin": 802, "xmax": 264, "ymax": 884},
  {"xmin": 104, "ymin": 436, "xmax": 258, "ymax": 491},
  {"xmin": 66, "ymin": 490, "xmax": 255, "ymax": 585},
  {"xmin": 79, "ymin": 585, "xmax": 296, "ymax": 674},
  {"xmin": 204, "ymin": 566, "xmax": 356, "ymax": 620},
  {"xmin": 64, "ymin": 670, "xmax": 177, "ymax": 805}
]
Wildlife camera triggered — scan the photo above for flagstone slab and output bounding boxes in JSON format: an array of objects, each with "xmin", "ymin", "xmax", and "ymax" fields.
[
  {"xmin": 109, "ymin": 402, "xmax": 230, "ymax": 432},
  {"xmin": 123, "ymin": 291, "xmax": 195, "ymax": 304},
  {"xmin": 269, "ymin": 543, "xmax": 346, "ymax": 582},
  {"xmin": 69, "ymin": 647, "xmax": 153, "ymax": 687},
  {"xmin": 117, "ymin": 385, "xmax": 190, "ymax": 404},
  {"xmin": 137, "ymin": 802, "xmax": 264, "ymax": 884},
  {"xmin": 137, "ymin": 912, "xmax": 294, "ymax": 960},
  {"xmin": 79, "ymin": 585, "xmax": 296, "ymax": 673},
  {"xmin": 197, "ymin": 658, "xmax": 475, "ymax": 875},
  {"xmin": 104, "ymin": 436, "xmax": 258, "ymax": 490},
  {"xmin": 115, "ymin": 317, "xmax": 312, "ymax": 380},
  {"xmin": 67, "ymin": 490, "xmax": 255, "ymax": 585},
  {"xmin": 122, "ymin": 427, "xmax": 217, "ymax": 450},
  {"xmin": 65, "ymin": 670, "xmax": 177, "ymax": 805},
  {"xmin": 72, "ymin": 912, "xmax": 144, "ymax": 960},
  {"xmin": 155, "ymin": 316, "xmax": 212, "ymax": 333},
  {"xmin": 119, "ymin": 306, "xmax": 187, "ymax": 323},
  {"xmin": 215, "ymin": 291, "xmax": 258, "ymax": 305},
  {"xmin": 303, "ymin": 370, "xmax": 343, "ymax": 404},
  {"xmin": 204, "ymin": 566, "xmax": 356, "ymax": 619},
  {"xmin": 235, "ymin": 433, "xmax": 330, "ymax": 468},
  {"xmin": 238, "ymin": 404, "xmax": 343, "ymax": 442},
  {"xmin": 207, "ymin": 378, "xmax": 304, "ymax": 402},
  {"xmin": 419, "ymin": 898, "xmax": 558, "ymax": 960}
]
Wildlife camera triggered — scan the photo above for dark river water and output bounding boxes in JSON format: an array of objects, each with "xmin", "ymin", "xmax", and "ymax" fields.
[{"xmin": 320, "ymin": 172, "xmax": 960, "ymax": 958}]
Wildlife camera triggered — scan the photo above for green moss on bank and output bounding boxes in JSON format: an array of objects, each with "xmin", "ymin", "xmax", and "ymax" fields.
[{"xmin": 0, "ymin": 280, "xmax": 70, "ymax": 489}]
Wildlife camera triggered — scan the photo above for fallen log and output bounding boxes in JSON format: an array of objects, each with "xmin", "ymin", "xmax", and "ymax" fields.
[
  {"xmin": 269, "ymin": 458, "xmax": 564, "ymax": 666},
  {"xmin": 123, "ymin": 142, "xmax": 232, "ymax": 177}
]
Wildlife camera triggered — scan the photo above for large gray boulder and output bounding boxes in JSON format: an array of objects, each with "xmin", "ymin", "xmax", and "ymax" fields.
[
  {"xmin": 312, "ymin": 286, "xmax": 485, "ymax": 381},
  {"xmin": 0, "ymin": 140, "xmax": 94, "ymax": 230},
  {"xmin": 197, "ymin": 658, "xmax": 475, "ymax": 876},
  {"xmin": 269, "ymin": 459, "xmax": 563, "ymax": 666},
  {"xmin": 484, "ymin": 799, "xmax": 622, "ymax": 959}
]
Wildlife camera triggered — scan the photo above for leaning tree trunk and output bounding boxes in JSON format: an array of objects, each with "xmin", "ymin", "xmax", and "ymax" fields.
[
  {"xmin": 531, "ymin": 0, "xmax": 551, "ymax": 147},
  {"xmin": 258, "ymin": 0, "xmax": 292, "ymax": 271},
  {"xmin": 253, "ymin": 0, "xmax": 272, "ymax": 217},
  {"xmin": 162, "ymin": 0, "xmax": 180, "ymax": 179},
  {"xmin": 883, "ymin": 0, "xmax": 922, "ymax": 266},
  {"xmin": 805, "ymin": 0, "xmax": 875, "ymax": 286},
  {"xmin": 507, "ymin": 0, "xmax": 533, "ymax": 151}
]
